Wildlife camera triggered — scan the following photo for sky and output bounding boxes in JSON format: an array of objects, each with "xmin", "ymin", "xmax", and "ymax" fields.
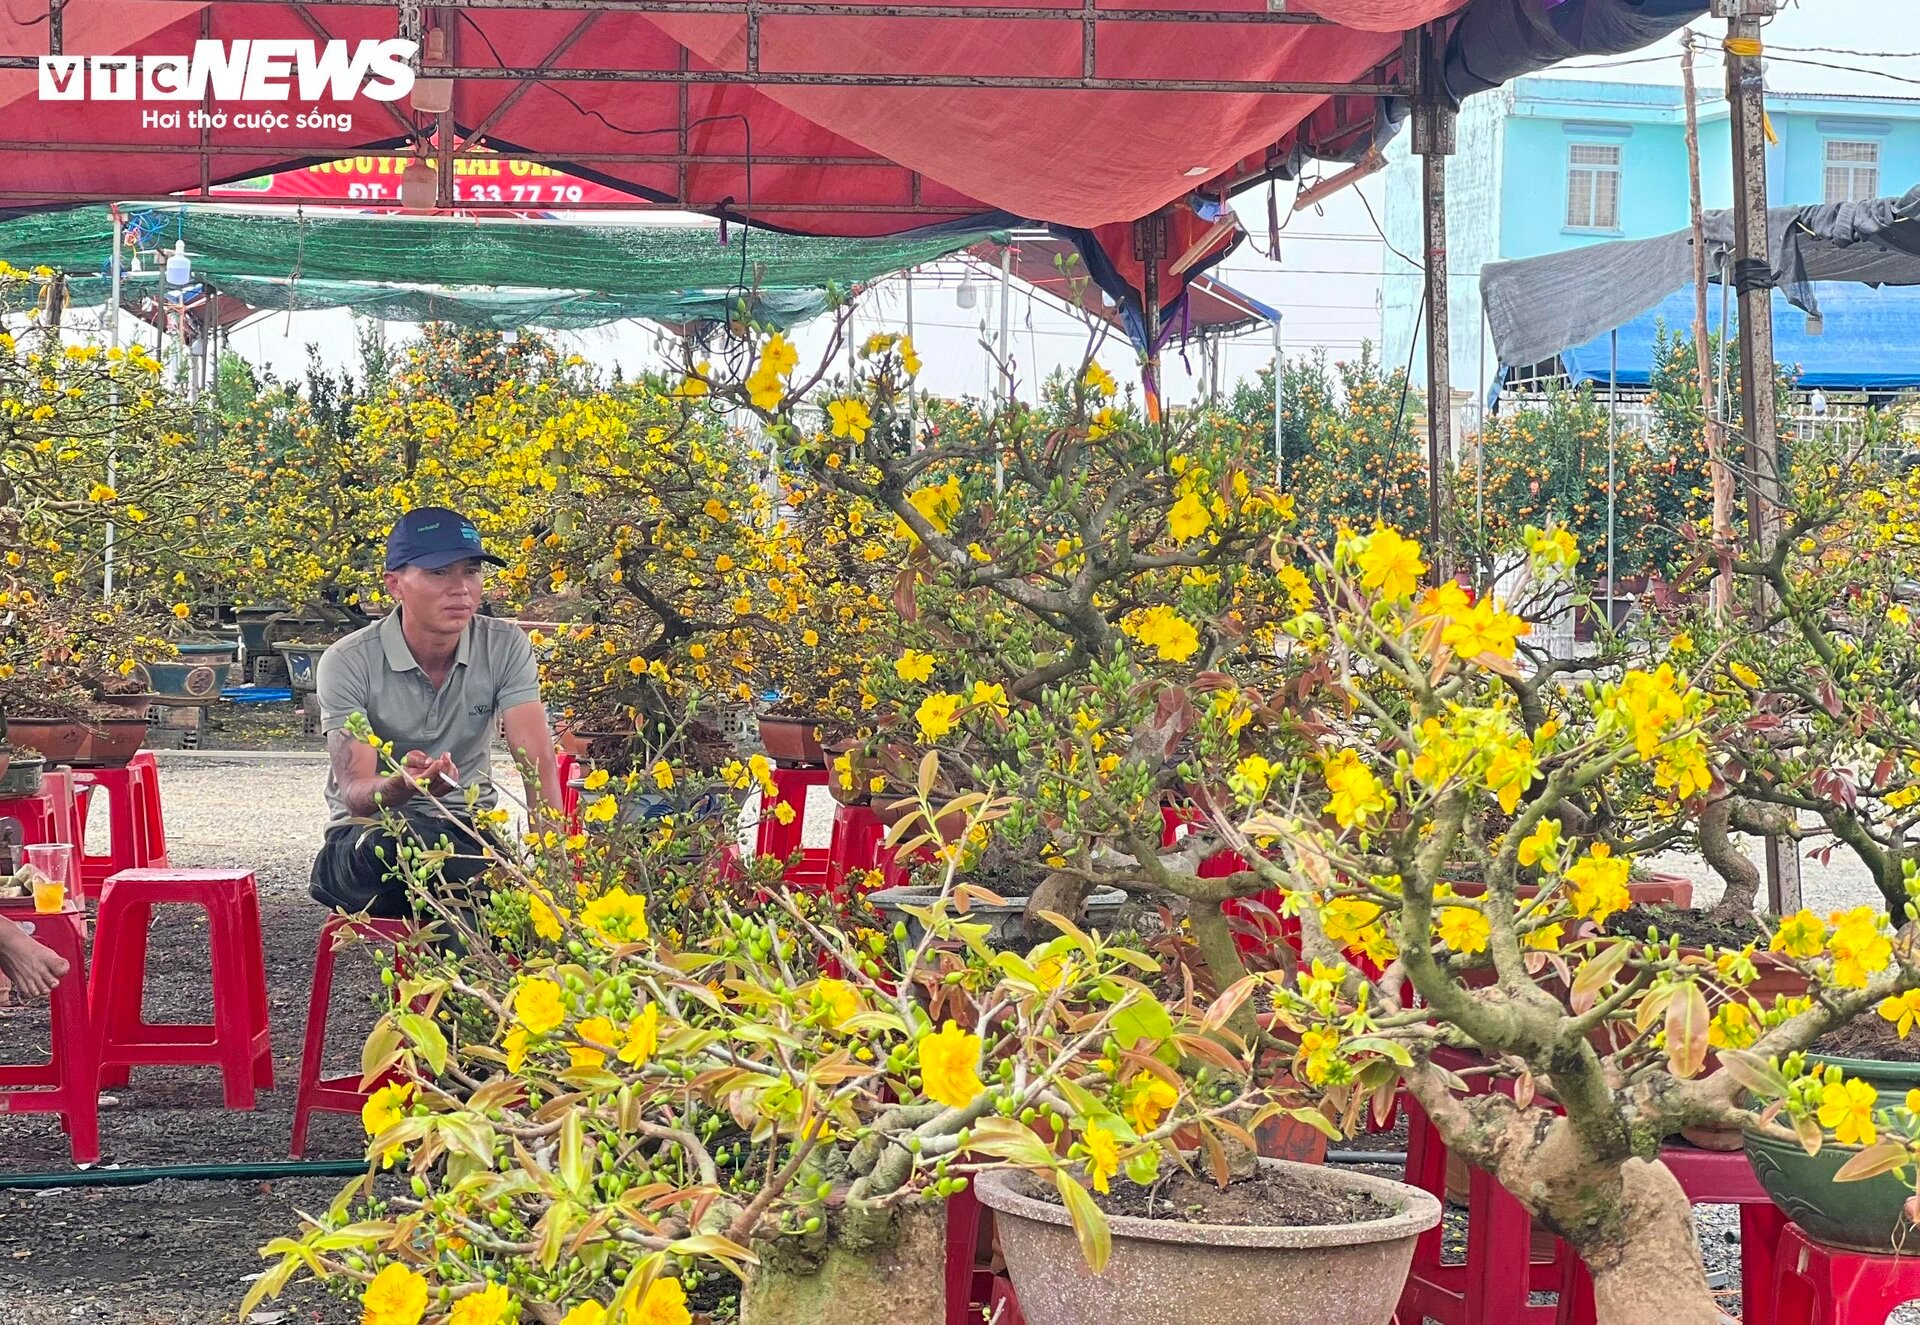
[{"xmin": 65, "ymin": 0, "xmax": 1920, "ymax": 408}]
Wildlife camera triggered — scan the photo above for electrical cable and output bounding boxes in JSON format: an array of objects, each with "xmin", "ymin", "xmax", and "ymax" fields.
[{"xmin": 1355, "ymin": 185, "xmax": 1422, "ymax": 273}]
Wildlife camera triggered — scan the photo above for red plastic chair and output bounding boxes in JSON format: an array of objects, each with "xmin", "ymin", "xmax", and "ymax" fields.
[
  {"xmin": 986, "ymin": 1277, "xmax": 1027, "ymax": 1325},
  {"xmin": 89, "ymin": 868, "xmax": 271, "ymax": 1109},
  {"xmin": 0, "ymin": 900, "xmax": 99, "ymax": 1165},
  {"xmin": 0, "ymin": 787, "xmax": 61, "ymax": 853},
  {"xmin": 74, "ymin": 752, "xmax": 169, "ymax": 897},
  {"xmin": 1553, "ymin": 1146, "xmax": 1786, "ymax": 1325},
  {"xmin": 1767, "ymin": 1220, "xmax": 1920, "ymax": 1325},
  {"xmin": 824, "ymin": 801, "xmax": 886, "ymax": 896},
  {"xmin": 290, "ymin": 914, "xmax": 415, "ymax": 1158}
]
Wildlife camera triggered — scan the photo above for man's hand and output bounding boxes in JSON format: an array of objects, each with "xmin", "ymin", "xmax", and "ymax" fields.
[{"xmin": 400, "ymin": 750, "xmax": 460, "ymax": 795}]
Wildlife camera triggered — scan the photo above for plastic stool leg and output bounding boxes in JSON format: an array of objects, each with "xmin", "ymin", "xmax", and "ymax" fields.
[
  {"xmin": 50, "ymin": 966, "xmax": 99, "ymax": 1166},
  {"xmin": 233, "ymin": 881, "xmax": 274, "ymax": 1090},
  {"xmin": 290, "ymin": 919, "xmax": 342, "ymax": 1158},
  {"xmin": 207, "ymin": 900, "xmax": 258, "ymax": 1110},
  {"xmin": 1466, "ymin": 1167, "xmax": 1538, "ymax": 1325},
  {"xmin": 90, "ymin": 896, "xmax": 150, "ymax": 1089},
  {"xmin": 1739, "ymin": 1203, "xmax": 1786, "ymax": 1325},
  {"xmin": 944, "ymin": 1182, "xmax": 983, "ymax": 1325}
]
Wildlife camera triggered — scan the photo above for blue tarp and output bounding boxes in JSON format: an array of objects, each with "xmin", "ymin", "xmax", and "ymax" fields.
[{"xmin": 1557, "ymin": 282, "xmax": 1920, "ymax": 392}]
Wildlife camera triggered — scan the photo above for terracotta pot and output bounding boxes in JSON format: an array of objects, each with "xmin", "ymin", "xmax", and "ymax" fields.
[
  {"xmin": 976, "ymin": 1159, "xmax": 1440, "ymax": 1325},
  {"xmin": 2, "ymin": 718, "xmax": 88, "ymax": 765},
  {"xmin": 758, "ymin": 715, "xmax": 827, "ymax": 766},
  {"xmin": 74, "ymin": 718, "xmax": 148, "ymax": 768}
]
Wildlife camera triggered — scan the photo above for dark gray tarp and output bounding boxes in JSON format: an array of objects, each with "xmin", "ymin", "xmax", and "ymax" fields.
[
  {"xmin": 1481, "ymin": 187, "xmax": 1920, "ymax": 369},
  {"xmin": 1443, "ymin": 0, "xmax": 1710, "ymax": 102}
]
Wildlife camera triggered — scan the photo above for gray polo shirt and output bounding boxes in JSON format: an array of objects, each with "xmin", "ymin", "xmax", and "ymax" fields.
[{"xmin": 316, "ymin": 611, "xmax": 543, "ymax": 822}]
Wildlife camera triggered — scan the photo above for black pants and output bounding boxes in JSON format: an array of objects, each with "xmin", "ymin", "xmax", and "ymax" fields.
[{"xmin": 309, "ymin": 811, "xmax": 497, "ymax": 919}]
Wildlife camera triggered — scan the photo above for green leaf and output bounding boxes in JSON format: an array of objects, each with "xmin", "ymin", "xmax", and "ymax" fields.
[
  {"xmin": 1794, "ymin": 1113, "xmax": 1825, "ymax": 1158},
  {"xmin": 1053, "ymin": 1170, "xmax": 1112, "ymax": 1274},
  {"xmin": 1664, "ymin": 982, "xmax": 1711, "ymax": 1080},
  {"xmin": 1111, "ymin": 995, "xmax": 1176, "ymax": 1053},
  {"xmin": 395, "ymin": 1012, "xmax": 448, "ymax": 1077},
  {"xmin": 1717, "ymin": 1049, "xmax": 1791, "ymax": 1100},
  {"xmin": 962, "ymin": 1117, "xmax": 1056, "ymax": 1167},
  {"xmin": 1344, "ymin": 1036, "xmax": 1414, "ymax": 1068},
  {"xmin": 559, "ymin": 1111, "xmax": 589, "ymax": 1194},
  {"xmin": 666, "ymin": 1233, "xmax": 760, "ymax": 1267},
  {"xmin": 1568, "ymin": 941, "xmax": 1633, "ymax": 1016},
  {"xmin": 359, "ymin": 1017, "xmax": 403, "ymax": 1087}
]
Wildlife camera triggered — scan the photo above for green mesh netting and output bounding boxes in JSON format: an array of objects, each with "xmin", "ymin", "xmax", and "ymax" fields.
[{"xmin": 0, "ymin": 204, "xmax": 998, "ymax": 329}]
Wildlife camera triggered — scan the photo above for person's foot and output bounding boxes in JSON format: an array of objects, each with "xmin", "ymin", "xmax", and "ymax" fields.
[{"xmin": 0, "ymin": 919, "xmax": 69, "ymax": 999}]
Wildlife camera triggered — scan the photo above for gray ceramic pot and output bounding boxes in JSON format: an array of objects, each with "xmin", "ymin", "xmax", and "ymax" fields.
[{"xmin": 975, "ymin": 1158, "xmax": 1441, "ymax": 1325}]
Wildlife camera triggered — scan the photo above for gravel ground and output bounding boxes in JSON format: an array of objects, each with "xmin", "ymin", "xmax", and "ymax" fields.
[{"xmin": 0, "ymin": 740, "xmax": 1903, "ymax": 1323}]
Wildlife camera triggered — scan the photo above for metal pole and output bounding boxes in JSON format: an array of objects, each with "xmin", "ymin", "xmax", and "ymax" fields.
[
  {"xmin": 1416, "ymin": 19, "xmax": 1456, "ymax": 578},
  {"xmin": 1607, "ymin": 329, "xmax": 1618, "ymax": 630},
  {"xmin": 1724, "ymin": 0, "xmax": 1801, "ymax": 913},
  {"xmin": 103, "ymin": 211, "xmax": 120, "ymax": 602},
  {"xmin": 1477, "ymin": 305, "xmax": 1488, "ymax": 575},
  {"xmin": 1272, "ymin": 312, "xmax": 1284, "ymax": 487},
  {"xmin": 904, "ymin": 269, "xmax": 918, "ymax": 446},
  {"xmin": 998, "ymin": 243, "xmax": 1012, "ymax": 406},
  {"xmin": 1684, "ymin": 31, "xmax": 1734, "ymax": 618}
]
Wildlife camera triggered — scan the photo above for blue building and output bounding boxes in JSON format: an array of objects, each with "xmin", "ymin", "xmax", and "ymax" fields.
[{"xmin": 1382, "ymin": 75, "xmax": 1920, "ymax": 402}]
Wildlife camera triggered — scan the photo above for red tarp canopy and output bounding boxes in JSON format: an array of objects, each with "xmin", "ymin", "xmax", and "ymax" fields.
[{"xmin": 2, "ymin": 0, "xmax": 1465, "ymax": 236}]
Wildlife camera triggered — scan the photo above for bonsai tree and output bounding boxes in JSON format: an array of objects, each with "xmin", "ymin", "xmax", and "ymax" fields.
[{"xmin": 246, "ymin": 748, "xmax": 1295, "ymax": 1325}]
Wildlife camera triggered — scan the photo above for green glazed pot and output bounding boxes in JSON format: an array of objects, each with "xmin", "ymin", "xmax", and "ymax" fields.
[{"xmin": 1744, "ymin": 1052, "xmax": 1920, "ymax": 1253}]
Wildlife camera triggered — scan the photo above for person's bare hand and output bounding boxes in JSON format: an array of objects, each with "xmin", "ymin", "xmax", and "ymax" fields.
[
  {"xmin": 400, "ymin": 750, "xmax": 459, "ymax": 793},
  {"xmin": 0, "ymin": 919, "xmax": 69, "ymax": 999}
]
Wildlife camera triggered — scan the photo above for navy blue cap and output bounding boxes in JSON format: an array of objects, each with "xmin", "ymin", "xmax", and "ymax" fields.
[{"xmin": 385, "ymin": 507, "xmax": 508, "ymax": 572}]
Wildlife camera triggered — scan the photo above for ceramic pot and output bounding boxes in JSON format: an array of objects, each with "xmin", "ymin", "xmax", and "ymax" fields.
[
  {"xmin": 976, "ymin": 1159, "xmax": 1441, "ymax": 1325},
  {"xmin": 759, "ymin": 715, "xmax": 827, "ymax": 767}
]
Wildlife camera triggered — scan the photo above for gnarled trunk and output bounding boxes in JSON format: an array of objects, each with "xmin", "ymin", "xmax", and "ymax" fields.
[
  {"xmin": 1568, "ymin": 1159, "xmax": 1720, "ymax": 1325},
  {"xmin": 739, "ymin": 1199, "xmax": 946, "ymax": 1325}
]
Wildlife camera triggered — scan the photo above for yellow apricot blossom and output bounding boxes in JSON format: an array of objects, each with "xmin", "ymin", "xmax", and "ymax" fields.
[
  {"xmin": 919, "ymin": 1020, "xmax": 984, "ymax": 1108},
  {"xmin": 360, "ymin": 1264, "xmax": 429, "ymax": 1325}
]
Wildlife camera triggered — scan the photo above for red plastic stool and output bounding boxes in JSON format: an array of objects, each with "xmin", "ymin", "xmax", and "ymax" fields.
[
  {"xmin": 1554, "ymin": 1146, "xmax": 1786, "ymax": 1325},
  {"xmin": 824, "ymin": 801, "xmax": 886, "ymax": 896},
  {"xmin": 291, "ymin": 914, "xmax": 415, "ymax": 1158},
  {"xmin": 89, "ymin": 868, "xmax": 271, "ymax": 1109},
  {"xmin": 755, "ymin": 766, "xmax": 830, "ymax": 888},
  {"xmin": 0, "ymin": 787, "xmax": 61, "ymax": 857},
  {"xmin": 1399, "ymin": 1088, "xmax": 1563, "ymax": 1325},
  {"xmin": 986, "ymin": 1277, "xmax": 1027, "ymax": 1325},
  {"xmin": 41, "ymin": 769, "xmax": 82, "ymax": 847},
  {"xmin": 74, "ymin": 753, "xmax": 169, "ymax": 897},
  {"xmin": 1768, "ymin": 1220, "xmax": 1920, "ymax": 1325},
  {"xmin": 0, "ymin": 900, "xmax": 99, "ymax": 1165}
]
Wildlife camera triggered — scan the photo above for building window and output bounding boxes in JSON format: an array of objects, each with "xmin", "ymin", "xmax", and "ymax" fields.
[
  {"xmin": 1566, "ymin": 143, "xmax": 1622, "ymax": 230},
  {"xmin": 1824, "ymin": 139, "xmax": 1880, "ymax": 203}
]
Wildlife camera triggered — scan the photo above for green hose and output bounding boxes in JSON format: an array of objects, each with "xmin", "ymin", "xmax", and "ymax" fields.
[{"xmin": 0, "ymin": 1158, "xmax": 367, "ymax": 1190}]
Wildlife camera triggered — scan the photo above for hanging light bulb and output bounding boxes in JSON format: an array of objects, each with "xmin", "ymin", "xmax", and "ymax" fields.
[
  {"xmin": 165, "ymin": 240, "xmax": 192, "ymax": 286},
  {"xmin": 955, "ymin": 275, "xmax": 977, "ymax": 310},
  {"xmin": 411, "ymin": 28, "xmax": 452, "ymax": 115}
]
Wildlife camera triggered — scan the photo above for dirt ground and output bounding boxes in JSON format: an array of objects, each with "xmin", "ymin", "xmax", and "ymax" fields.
[{"xmin": 0, "ymin": 700, "xmax": 1899, "ymax": 1323}]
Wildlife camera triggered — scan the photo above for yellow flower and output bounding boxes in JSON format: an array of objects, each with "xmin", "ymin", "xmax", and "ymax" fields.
[
  {"xmin": 651, "ymin": 761, "xmax": 675, "ymax": 791},
  {"xmin": 1881, "ymin": 989, "xmax": 1920, "ymax": 1039},
  {"xmin": 1083, "ymin": 1122, "xmax": 1121, "ymax": 1194},
  {"xmin": 1167, "ymin": 492, "xmax": 1211, "ymax": 543},
  {"xmin": 170, "ymin": 602, "xmax": 191, "ymax": 620},
  {"xmin": 802, "ymin": 628, "xmax": 820, "ymax": 648},
  {"xmin": 1729, "ymin": 661, "xmax": 1761, "ymax": 689},
  {"xmin": 449, "ymin": 1282, "xmax": 514, "ymax": 1325},
  {"xmin": 1122, "ymin": 604, "xmax": 1201, "ymax": 663},
  {"xmin": 1817, "ymin": 1076, "xmax": 1878, "ymax": 1147},
  {"xmin": 1082, "ymin": 362, "xmax": 1116, "ymax": 397},
  {"xmin": 916, "ymin": 691, "xmax": 964, "ymax": 741},
  {"xmin": 761, "ymin": 332, "xmax": 799, "ymax": 375},
  {"xmin": 582, "ymin": 768, "xmax": 610, "ymax": 791},
  {"xmin": 969, "ymin": 680, "xmax": 1010, "ymax": 717},
  {"xmin": 361, "ymin": 1079, "xmax": 414, "ymax": 1138},
  {"xmin": 580, "ymin": 887, "xmax": 650, "ymax": 945},
  {"xmin": 360, "ymin": 1264, "xmax": 429, "ymax": 1325},
  {"xmin": 919, "ymin": 1020, "xmax": 984, "ymax": 1108},
  {"xmin": 1441, "ymin": 599, "xmax": 1530, "ymax": 662},
  {"xmin": 87, "ymin": 483, "xmax": 118, "ymax": 502},
  {"xmin": 828, "ymin": 398, "xmax": 873, "ymax": 443},
  {"xmin": 773, "ymin": 799, "xmax": 798, "ymax": 826},
  {"xmin": 631, "ymin": 1277, "xmax": 692, "ymax": 1325},
  {"xmin": 569, "ymin": 1016, "xmax": 616, "ymax": 1070},
  {"xmin": 503, "ymin": 1025, "xmax": 530, "ymax": 1073},
  {"xmin": 1565, "ymin": 844, "xmax": 1631, "ymax": 926},
  {"xmin": 1770, "ymin": 909, "xmax": 1825, "ymax": 961},
  {"xmin": 1437, "ymin": 905, "xmax": 1490, "ymax": 955},
  {"xmin": 582, "ymin": 794, "xmax": 619, "ymax": 824},
  {"xmin": 559, "ymin": 1303, "xmax": 606, "ymax": 1325},
  {"xmin": 1708, "ymin": 1000, "xmax": 1758, "ymax": 1051},
  {"xmin": 1356, "ymin": 528, "xmax": 1425, "ymax": 602},
  {"xmin": 813, "ymin": 978, "xmax": 861, "ymax": 1028},
  {"xmin": 1322, "ymin": 749, "xmax": 1391, "ymax": 830},
  {"xmin": 1230, "ymin": 753, "xmax": 1276, "ymax": 799},
  {"xmin": 900, "ymin": 336, "xmax": 923, "ymax": 376},
  {"xmin": 512, "ymin": 977, "xmax": 567, "ymax": 1035},
  {"xmin": 895, "ymin": 650, "xmax": 936, "ymax": 683},
  {"xmin": 1829, "ymin": 906, "xmax": 1893, "ymax": 989},
  {"xmin": 620, "ymin": 1003, "xmax": 661, "ymax": 1066},
  {"xmin": 1515, "ymin": 818, "xmax": 1563, "ymax": 870},
  {"xmin": 1123, "ymin": 1077, "xmax": 1178, "ymax": 1134},
  {"xmin": 703, "ymin": 498, "xmax": 731, "ymax": 523}
]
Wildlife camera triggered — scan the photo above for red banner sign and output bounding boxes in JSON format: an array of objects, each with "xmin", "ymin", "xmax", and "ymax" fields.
[{"xmin": 207, "ymin": 153, "xmax": 644, "ymax": 208}]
